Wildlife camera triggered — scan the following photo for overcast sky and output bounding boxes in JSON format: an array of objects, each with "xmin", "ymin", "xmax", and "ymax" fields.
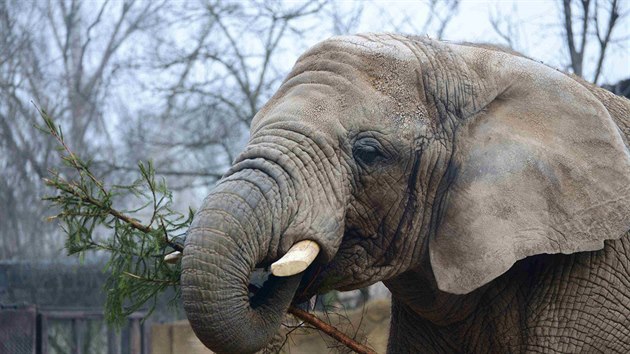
[{"xmin": 281, "ymin": 0, "xmax": 629, "ymax": 85}]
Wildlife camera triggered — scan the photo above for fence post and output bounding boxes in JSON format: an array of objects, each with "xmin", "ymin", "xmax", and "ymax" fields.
[
  {"xmin": 130, "ymin": 318, "xmax": 141, "ymax": 354},
  {"xmin": 108, "ymin": 326, "xmax": 120, "ymax": 354},
  {"xmin": 38, "ymin": 314, "xmax": 47, "ymax": 354}
]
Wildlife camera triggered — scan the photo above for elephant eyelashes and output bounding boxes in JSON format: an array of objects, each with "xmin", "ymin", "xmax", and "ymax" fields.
[{"xmin": 353, "ymin": 137, "xmax": 387, "ymax": 166}]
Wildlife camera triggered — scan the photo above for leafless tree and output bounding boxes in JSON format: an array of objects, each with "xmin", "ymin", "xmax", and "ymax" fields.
[
  {"xmin": 489, "ymin": 4, "xmax": 523, "ymax": 51},
  {"xmin": 561, "ymin": 0, "xmax": 625, "ymax": 83},
  {"xmin": 423, "ymin": 0, "xmax": 461, "ymax": 39},
  {"xmin": 328, "ymin": 1, "xmax": 365, "ymax": 35},
  {"xmin": 384, "ymin": 0, "xmax": 461, "ymax": 39},
  {"xmin": 487, "ymin": 0, "xmax": 626, "ymax": 84},
  {"xmin": 115, "ymin": 1, "xmax": 331, "ymax": 192},
  {"xmin": 0, "ymin": 0, "xmax": 167, "ymax": 259}
]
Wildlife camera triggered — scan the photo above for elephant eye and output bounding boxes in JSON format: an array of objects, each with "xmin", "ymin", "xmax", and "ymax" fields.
[{"xmin": 353, "ymin": 138, "xmax": 386, "ymax": 166}]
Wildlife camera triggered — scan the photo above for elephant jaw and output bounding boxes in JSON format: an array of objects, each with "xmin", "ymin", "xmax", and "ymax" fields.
[{"xmin": 271, "ymin": 240, "xmax": 321, "ymax": 277}]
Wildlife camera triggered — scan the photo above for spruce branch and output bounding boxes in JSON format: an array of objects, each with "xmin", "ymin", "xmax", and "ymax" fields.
[{"xmin": 37, "ymin": 105, "xmax": 187, "ymax": 324}]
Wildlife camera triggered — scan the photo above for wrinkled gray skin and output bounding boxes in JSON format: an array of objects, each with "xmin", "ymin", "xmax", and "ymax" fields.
[{"xmin": 181, "ymin": 34, "xmax": 630, "ymax": 353}]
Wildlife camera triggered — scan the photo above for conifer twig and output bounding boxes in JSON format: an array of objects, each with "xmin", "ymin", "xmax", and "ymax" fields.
[{"xmin": 38, "ymin": 106, "xmax": 186, "ymax": 324}]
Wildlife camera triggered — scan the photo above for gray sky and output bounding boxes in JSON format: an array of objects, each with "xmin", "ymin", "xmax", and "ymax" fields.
[{"xmin": 281, "ymin": 0, "xmax": 629, "ymax": 85}]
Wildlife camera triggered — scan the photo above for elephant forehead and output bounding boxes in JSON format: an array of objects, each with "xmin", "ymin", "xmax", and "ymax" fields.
[
  {"xmin": 252, "ymin": 34, "xmax": 428, "ymax": 135},
  {"xmin": 298, "ymin": 34, "xmax": 421, "ymax": 91},
  {"xmin": 303, "ymin": 33, "xmax": 418, "ymax": 64},
  {"xmin": 254, "ymin": 83, "xmax": 351, "ymax": 135},
  {"xmin": 306, "ymin": 34, "xmax": 430, "ymax": 125}
]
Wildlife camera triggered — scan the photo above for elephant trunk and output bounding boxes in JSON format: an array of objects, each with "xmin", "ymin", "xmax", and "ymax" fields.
[
  {"xmin": 181, "ymin": 162, "xmax": 302, "ymax": 354},
  {"xmin": 182, "ymin": 125, "xmax": 346, "ymax": 353}
]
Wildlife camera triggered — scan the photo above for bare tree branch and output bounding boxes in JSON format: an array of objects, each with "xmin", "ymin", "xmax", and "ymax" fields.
[
  {"xmin": 489, "ymin": 4, "xmax": 521, "ymax": 50},
  {"xmin": 560, "ymin": 0, "xmax": 625, "ymax": 82},
  {"xmin": 592, "ymin": 0, "xmax": 620, "ymax": 83}
]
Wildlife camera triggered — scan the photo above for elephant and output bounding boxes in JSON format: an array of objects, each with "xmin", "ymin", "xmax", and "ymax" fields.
[{"xmin": 180, "ymin": 33, "xmax": 630, "ymax": 353}]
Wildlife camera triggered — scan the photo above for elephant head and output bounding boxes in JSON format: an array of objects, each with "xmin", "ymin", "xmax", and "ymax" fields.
[{"xmin": 180, "ymin": 34, "xmax": 630, "ymax": 353}]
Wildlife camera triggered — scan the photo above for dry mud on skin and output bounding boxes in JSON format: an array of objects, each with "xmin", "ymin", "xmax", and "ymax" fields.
[{"xmin": 150, "ymin": 299, "xmax": 391, "ymax": 354}]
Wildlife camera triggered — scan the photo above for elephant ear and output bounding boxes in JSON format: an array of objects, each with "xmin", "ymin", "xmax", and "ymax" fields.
[{"xmin": 429, "ymin": 44, "xmax": 630, "ymax": 295}]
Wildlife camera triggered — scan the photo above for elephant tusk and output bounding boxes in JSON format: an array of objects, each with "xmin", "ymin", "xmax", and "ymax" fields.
[
  {"xmin": 164, "ymin": 251, "xmax": 182, "ymax": 264},
  {"xmin": 271, "ymin": 240, "xmax": 320, "ymax": 277}
]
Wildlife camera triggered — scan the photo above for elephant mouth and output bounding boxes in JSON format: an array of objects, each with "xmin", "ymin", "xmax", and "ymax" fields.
[
  {"xmin": 248, "ymin": 260, "xmax": 328, "ymax": 307},
  {"xmin": 263, "ymin": 231, "xmax": 376, "ymax": 305},
  {"xmin": 247, "ymin": 232, "xmax": 371, "ymax": 308},
  {"xmin": 245, "ymin": 270, "xmax": 304, "ymax": 310},
  {"xmin": 244, "ymin": 239, "xmax": 333, "ymax": 306},
  {"xmin": 293, "ymin": 263, "xmax": 329, "ymax": 303}
]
